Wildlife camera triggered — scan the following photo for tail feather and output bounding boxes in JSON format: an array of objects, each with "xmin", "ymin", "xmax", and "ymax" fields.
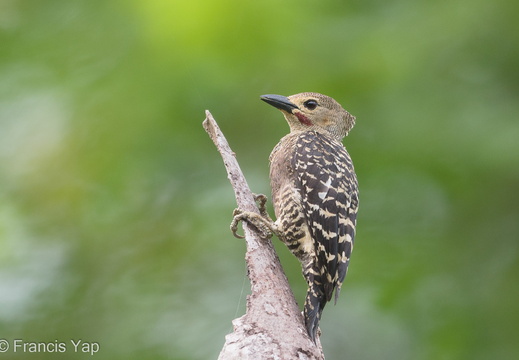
[{"xmin": 304, "ymin": 283, "xmax": 327, "ymax": 343}]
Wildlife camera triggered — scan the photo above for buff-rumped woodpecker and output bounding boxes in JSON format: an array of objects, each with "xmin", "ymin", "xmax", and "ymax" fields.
[{"xmin": 231, "ymin": 92, "xmax": 359, "ymax": 342}]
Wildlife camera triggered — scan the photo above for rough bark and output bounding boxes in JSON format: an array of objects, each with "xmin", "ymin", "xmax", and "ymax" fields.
[{"xmin": 203, "ymin": 110, "xmax": 324, "ymax": 360}]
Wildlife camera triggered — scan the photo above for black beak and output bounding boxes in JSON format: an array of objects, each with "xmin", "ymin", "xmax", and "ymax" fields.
[{"xmin": 260, "ymin": 94, "xmax": 299, "ymax": 113}]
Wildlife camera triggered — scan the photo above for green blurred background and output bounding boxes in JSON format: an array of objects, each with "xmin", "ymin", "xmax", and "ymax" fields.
[{"xmin": 1, "ymin": 0, "xmax": 518, "ymax": 359}]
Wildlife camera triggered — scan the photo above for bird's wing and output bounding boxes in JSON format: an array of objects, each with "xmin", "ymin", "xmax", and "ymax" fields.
[{"xmin": 293, "ymin": 131, "xmax": 359, "ymax": 302}]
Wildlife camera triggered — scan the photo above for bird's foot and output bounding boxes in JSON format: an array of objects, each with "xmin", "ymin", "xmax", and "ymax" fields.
[
  {"xmin": 252, "ymin": 193, "xmax": 272, "ymax": 220},
  {"xmin": 230, "ymin": 208, "xmax": 277, "ymax": 239}
]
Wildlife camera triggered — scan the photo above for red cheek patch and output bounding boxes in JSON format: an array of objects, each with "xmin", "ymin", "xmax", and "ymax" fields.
[{"xmin": 295, "ymin": 111, "xmax": 312, "ymax": 126}]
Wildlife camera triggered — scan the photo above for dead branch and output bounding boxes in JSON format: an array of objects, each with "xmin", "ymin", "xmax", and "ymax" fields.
[{"xmin": 203, "ymin": 110, "xmax": 324, "ymax": 359}]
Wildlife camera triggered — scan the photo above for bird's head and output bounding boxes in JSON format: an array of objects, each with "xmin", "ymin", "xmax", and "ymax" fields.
[{"xmin": 261, "ymin": 92, "xmax": 355, "ymax": 140}]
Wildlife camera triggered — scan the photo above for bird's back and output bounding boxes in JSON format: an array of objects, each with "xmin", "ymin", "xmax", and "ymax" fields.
[{"xmin": 270, "ymin": 129, "xmax": 359, "ymax": 341}]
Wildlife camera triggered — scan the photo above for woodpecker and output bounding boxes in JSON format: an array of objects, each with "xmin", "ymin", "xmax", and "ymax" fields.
[{"xmin": 231, "ymin": 92, "xmax": 359, "ymax": 343}]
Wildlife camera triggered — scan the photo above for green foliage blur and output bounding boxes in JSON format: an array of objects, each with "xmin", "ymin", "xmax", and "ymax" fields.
[{"xmin": 1, "ymin": 0, "xmax": 518, "ymax": 359}]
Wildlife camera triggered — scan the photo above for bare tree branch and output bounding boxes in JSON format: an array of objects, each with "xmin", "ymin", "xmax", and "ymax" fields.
[{"xmin": 203, "ymin": 110, "xmax": 324, "ymax": 360}]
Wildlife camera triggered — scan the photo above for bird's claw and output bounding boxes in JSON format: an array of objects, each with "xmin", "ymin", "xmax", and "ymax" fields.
[
  {"xmin": 253, "ymin": 193, "xmax": 269, "ymax": 217},
  {"xmin": 230, "ymin": 208, "xmax": 274, "ymax": 239},
  {"xmin": 230, "ymin": 208, "xmax": 246, "ymax": 239}
]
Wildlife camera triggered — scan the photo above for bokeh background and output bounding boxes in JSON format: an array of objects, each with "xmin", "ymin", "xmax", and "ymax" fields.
[{"xmin": 1, "ymin": 0, "xmax": 518, "ymax": 359}]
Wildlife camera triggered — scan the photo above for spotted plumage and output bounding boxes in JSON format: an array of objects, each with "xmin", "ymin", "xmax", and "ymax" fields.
[{"xmin": 231, "ymin": 92, "xmax": 359, "ymax": 342}]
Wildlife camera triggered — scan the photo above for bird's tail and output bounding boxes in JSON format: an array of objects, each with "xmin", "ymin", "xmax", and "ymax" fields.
[{"xmin": 304, "ymin": 280, "xmax": 327, "ymax": 343}]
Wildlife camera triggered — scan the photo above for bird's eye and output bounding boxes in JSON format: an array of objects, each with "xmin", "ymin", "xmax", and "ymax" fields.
[{"xmin": 303, "ymin": 99, "xmax": 318, "ymax": 110}]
